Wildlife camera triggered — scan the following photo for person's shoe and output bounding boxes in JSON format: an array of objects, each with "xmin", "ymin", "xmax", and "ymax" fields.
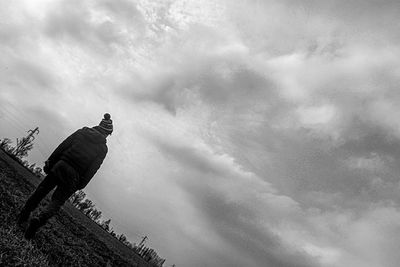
[{"xmin": 24, "ymin": 218, "xmax": 40, "ymax": 240}]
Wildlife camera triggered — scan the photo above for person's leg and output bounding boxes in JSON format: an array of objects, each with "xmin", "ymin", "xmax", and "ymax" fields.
[
  {"xmin": 25, "ymin": 184, "xmax": 75, "ymax": 239},
  {"xmin": 24, "ymin": 160, "xmax": 79, "ymax": 239},
  {"xmin": 37, "ymin": 184, "xmax": 75, "ymax": 226},
  {"xmin": 17, "ymin": 173, "xmax": 57, "ymax": 225}
]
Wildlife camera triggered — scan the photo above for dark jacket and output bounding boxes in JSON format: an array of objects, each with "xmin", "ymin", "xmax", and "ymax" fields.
[{"xmin": 47, "ymin": 127, "xmax": 108, "ymax": 189}]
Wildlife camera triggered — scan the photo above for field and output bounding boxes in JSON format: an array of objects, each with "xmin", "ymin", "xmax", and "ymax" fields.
[{"xmin": 0, "ymin": 149, "xmax": 155, "ymax": 267}]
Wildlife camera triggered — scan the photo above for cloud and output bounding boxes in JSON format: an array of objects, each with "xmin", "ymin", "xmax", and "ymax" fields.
[
  {"xmin": 7, "ymin": 59, "xmax": 56, "ymax": 90},
  {"xmin": 149, "ymin": 134, "xmax": 320, "ymax": 266},
  {"xmin": 44, "ymin": 0, "xmax": 124, "ymax": 53},
  {"xmin": 310, "ymin": 206, "xmax": 400, "ymax": 267},
  {"xmin": 98, "ymin": 0, "xmax": 144, "ymax": 24},
  {"xmin": 116, "ymin": 23, "xmax": 258, "ymax": 107}
]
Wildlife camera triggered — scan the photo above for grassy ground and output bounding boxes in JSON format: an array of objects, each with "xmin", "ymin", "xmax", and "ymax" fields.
[
  {"xmin": 0, "ymin": 159, "xmax": 50, "ymax": 267},
  {"xmin": 0, "ymin": 149, "xmax": 153, "ymax": 267}
]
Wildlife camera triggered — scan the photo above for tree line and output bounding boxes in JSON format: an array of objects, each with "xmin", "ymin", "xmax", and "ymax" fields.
[{"xmin": 69, "ymin": 190, "xmax": 166, "ymax": 267}]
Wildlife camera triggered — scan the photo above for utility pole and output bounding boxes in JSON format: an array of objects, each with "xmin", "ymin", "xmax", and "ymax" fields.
[{"xmin": 15, "ymin": 127, "xmax": 39, "ymax": 150}]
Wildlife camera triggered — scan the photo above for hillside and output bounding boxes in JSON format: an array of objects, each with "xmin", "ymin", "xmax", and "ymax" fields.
[{"xmin": 0, "ymin": 149, "xmax": 157, "ymax": 267}]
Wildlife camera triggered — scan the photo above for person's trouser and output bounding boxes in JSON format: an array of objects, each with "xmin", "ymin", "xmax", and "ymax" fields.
[{"xmin": 20, "ymin": 160, "xmax": 77, "ymax": 228}]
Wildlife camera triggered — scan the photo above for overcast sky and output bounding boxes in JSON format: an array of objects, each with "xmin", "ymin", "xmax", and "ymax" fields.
[{"xmin": 1, "ymin": 0, "xmax": 400, "ymax": 266}]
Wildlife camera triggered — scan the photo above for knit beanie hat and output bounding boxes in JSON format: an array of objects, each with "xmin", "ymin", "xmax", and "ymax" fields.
[{"xmin": 99, "ymin": 113, "xmax": 113, "ymax": 134}]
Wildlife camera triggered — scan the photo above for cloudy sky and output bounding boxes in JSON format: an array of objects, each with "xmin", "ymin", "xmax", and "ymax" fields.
[{"xmin": 1, "ymin": 0, "xmax": 400, "ymax": 266}]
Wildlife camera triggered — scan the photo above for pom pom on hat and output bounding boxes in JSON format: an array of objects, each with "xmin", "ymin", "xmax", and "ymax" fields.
[{"xmin": 99, "ymin": 113, "xmax": 113, "ymax": 134}]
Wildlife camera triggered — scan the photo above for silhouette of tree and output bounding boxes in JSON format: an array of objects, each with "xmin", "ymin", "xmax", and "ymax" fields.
[
  {"xmin": 13, "ymin": 137, "xmax": 33, "ymax": 159},
  {"xmin": 100, "ymin": 219, "xmax": 111, "ymax": 232},
  {"xmin": 84, "ymin": 206, "xmax": 94, "ymax": 216},
  {"xmin": 77, "ymin": 199, "xmax": 94, "ymax": 212},
  {"xmin": 33, "ymin": 167, "xmax": 43, "ymax": 177},
  {"xmin": 118, "ymin": 233, "xmax": 127, "ymax": 243},
  {"xmin": 12, "ymin": 127, "xmax": 39, "ymax": 160},
  {"xmin": 89, "ymin": 208, "xmax": 102, "ymax": 222},
  {"xmin": 69, "ymin": 190, "xmax": 86, "ymax": 207},
  {"xmin": 28, "ymin": 163, "xmax": 36, "ymax": 171},
  {"xmin": 22, "ymin": 159, "xmax": 29, "ymax": 167},
  {"xmin": 0, "ymin": 138, "xmax": 13, "ymax": 152},
  {"xmin": 26, "ymin": 163, "xmax": 43, "ymax": 177}
]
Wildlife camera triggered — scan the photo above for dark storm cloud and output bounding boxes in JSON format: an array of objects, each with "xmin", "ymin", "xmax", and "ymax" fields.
[
  {"xmin": 155, "ymin": 139, "xmax": 319, "ymax": 267},
  {"xmin": 158, "ymin": 141, "xmax": 228, "ymax": 176},
  {"xmin": 229, "ymin": 110, "xmax": 400, "ymax": 213},
  {"xmin": 120, "ymin": 49, "xmax": 277, "ymax": 115},
  {"xmin": 191, "ymin": 189, "xmax": 318, "ymax": 267}
]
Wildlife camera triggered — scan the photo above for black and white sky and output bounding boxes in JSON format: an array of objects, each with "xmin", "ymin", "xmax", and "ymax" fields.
[{"xmin": 1, "ymin": 0, "xmax": 400, "ymax": 266}]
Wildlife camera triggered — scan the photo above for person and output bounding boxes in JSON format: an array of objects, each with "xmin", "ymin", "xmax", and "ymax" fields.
[{"xmin": 17, "ymin": 113, "xmax": 113, "ymax": 239}]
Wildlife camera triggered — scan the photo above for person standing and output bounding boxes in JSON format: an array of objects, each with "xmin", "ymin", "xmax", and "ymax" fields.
[{"xmin": 17, "ymin": 113, "xmax": 113, "ymax": 239}]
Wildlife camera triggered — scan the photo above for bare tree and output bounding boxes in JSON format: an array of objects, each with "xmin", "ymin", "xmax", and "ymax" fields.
[
  {"xmin": 118, "ymin": 233, "xmax": 127, "ymax": 243},
  {"xmin": 89, "ymin": 209, "xmax": 102, "ymax": 222},
  {"xmin": 100, "ymin": 219, "xmax": 111, "ymax": 232},
  {"xmin": 69, "ymin": 190, "xmax": 86, "ymax": 207},
  {"xmin": 28, "ymin": 163, "xmax": 37, "ymax": 171},
  {"xmin": 84, "ymin": 206, "xmax": 94, "ymax": 216},
  {"xmin": 0, "ymin": 138, "xmax": 13, "ymax": 152},
  {"xmin": 77, "ymin": 199, "xmax": 94, "ymax": 212}
]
